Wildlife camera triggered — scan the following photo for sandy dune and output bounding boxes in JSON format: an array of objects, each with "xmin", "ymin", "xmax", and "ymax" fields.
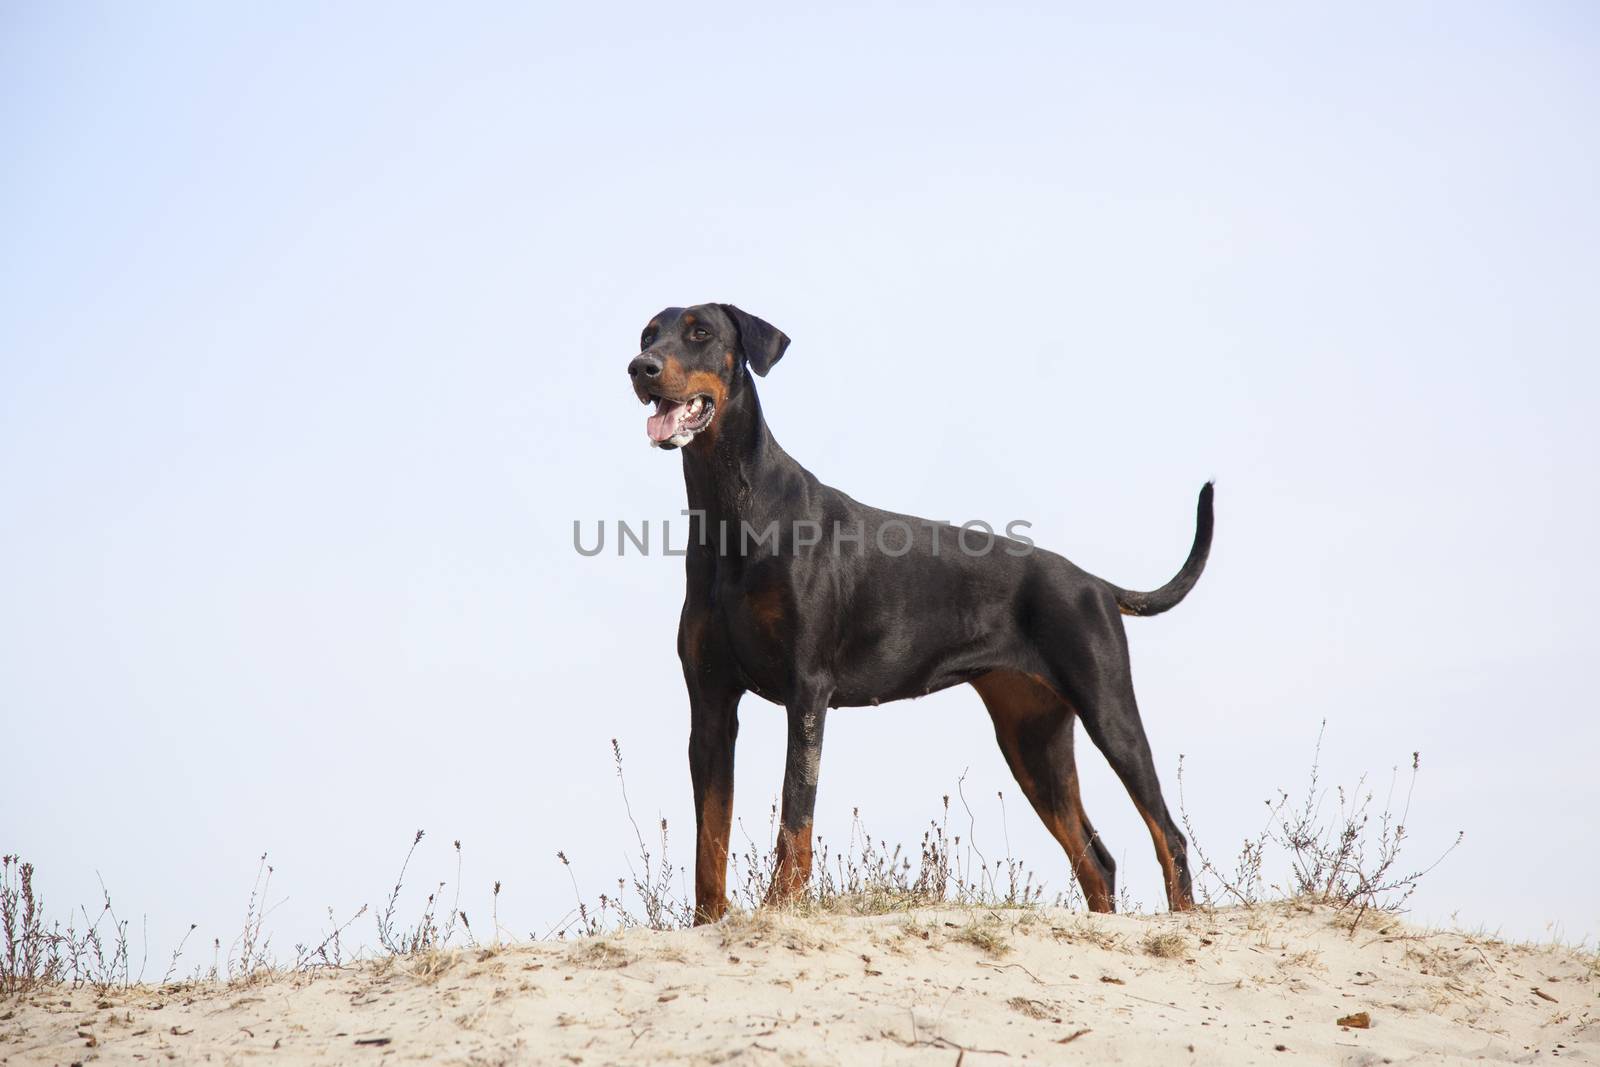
[{"xmin": 4, "ymin": 902, "xmax": 1594, "ymax": 1065}]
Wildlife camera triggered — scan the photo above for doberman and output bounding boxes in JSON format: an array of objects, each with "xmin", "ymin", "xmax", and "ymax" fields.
[{"xmin": 627, "ymin": 304, "xmax": 1213, "ymax": 923}]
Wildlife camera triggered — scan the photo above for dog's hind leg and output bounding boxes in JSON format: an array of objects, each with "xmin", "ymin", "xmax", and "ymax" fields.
[
  {"xmin": 1052, "ymin": 650, "xmax": 1194, "ymax": 911},
  {"xmin": 973, "ymin": 671, "xmax": 1117, "ymax": 912},
  {"xmin": 1065, "ymin": 762, "xmax": 1118, "ymax": 905}
]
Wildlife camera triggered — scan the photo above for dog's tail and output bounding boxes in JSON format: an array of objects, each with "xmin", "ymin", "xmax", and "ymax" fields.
[{"xmin": 1111, "ymin": 482, "xmax": 1214, "ymax": 617}]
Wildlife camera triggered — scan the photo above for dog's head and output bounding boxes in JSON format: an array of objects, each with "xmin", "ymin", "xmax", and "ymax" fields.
[{"xmin": 627, "ymin": 304, "xmax": 789, "ymax": 449}]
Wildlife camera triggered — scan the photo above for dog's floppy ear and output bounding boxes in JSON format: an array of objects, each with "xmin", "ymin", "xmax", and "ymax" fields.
[{"xmin": 719, "ymin": 304, "xmax": 790, "ymax": 376}]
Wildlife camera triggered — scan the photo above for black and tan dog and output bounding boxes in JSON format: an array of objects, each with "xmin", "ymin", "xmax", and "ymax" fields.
[{"xmin": 627, "ymin": 304, "xmax": 1213, "ymax": 923}]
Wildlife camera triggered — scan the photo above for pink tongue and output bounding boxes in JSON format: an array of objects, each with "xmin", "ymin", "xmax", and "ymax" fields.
[{"xmin": 647, "ymin": 398, "xmax": 686, "ymax": 442}]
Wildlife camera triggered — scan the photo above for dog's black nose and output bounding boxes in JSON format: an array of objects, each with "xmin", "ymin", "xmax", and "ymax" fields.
[{"xmin": 629, "ymin": 353, "xmax": 664, "ymax": 379}]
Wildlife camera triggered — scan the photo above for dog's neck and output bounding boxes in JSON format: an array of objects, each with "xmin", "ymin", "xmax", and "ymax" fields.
[{"xmin": 679, "ymin": 372, "xmax": 807, "ymax": 539}]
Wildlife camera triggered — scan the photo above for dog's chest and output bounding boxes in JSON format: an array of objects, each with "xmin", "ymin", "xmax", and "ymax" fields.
[{"xmin": 720, "ymin": 582, "xmax": 794, "ymax": 697}]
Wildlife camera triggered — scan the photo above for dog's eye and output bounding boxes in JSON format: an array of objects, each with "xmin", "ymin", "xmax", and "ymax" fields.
[
  {"xmin": 640, "ymin": 332, "xmax": 656, "ymax": 349},
  {"xmin": 689, "ymin": 326, "xmax": 711, "ymax": 341}
]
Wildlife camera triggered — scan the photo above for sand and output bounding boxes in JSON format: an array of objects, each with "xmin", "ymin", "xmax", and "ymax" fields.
[{"xmin": 3, "ymin": 902, "xmax": 1594, "ymax": 1065}]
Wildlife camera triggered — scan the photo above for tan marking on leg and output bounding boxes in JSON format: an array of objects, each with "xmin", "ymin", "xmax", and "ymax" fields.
[
  {"xmin": 694, "ymin": 781, "xmax": 733, "ymax": 923},
  {"xmin": 973, "ymin": 671, "xmax": 1114, "ymax": 912},
  {"xmin": 1062, "ymin": 759, "xmax": 1115, "ymax": 912},
  {"xmin": 765, "ymin": 822, "xmax": 813, "ymax": 905},
  {"xmin": 1133, "ymin": 800, "xmax": 1191, "ymax": 911}
]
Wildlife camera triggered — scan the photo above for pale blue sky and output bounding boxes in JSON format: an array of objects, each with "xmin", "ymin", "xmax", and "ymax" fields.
[{"xmin": 2, "ymin": 2, "xmax": 1597, "ymax": 960}]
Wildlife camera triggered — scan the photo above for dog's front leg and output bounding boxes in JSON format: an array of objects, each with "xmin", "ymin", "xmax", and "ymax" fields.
[
  {"xmin": 688, "ymin": 682, "xmax": 741, "ymax": 925},
  {"xmin": 766, "ymin": 696, "xmax": 828, "ymax": 906}
]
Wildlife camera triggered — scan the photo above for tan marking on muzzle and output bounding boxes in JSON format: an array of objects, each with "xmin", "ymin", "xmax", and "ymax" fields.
[{"xmin": 656, "ymin": 358, "xmax": 729, "ymax": 410}]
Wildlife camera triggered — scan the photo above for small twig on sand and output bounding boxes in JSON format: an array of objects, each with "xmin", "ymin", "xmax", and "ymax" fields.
[
  {"xmin": 978, "ymin": 960, "xmax": 1044, "ymax": 984},
  {"xmin": 1120, "ymin": 990, "xmax": 1186, "ymax": 1010},
  {"xmin": 882, "ymin": 1028, "xmax": 1012, "ymax": 1058}
]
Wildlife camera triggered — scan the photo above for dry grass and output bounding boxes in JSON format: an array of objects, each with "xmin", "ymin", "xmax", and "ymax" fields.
[
  {"xmin": 2, "ymin": 826, "xmax": 496, "ymax": 1002},
  {"xmin": 1178, "ymin": 720, "xmax": 1463, "ymax": 929},
  {"xmin": 1402, "ymin": 942, "xmax": 1485, "ymax": 980},
  {"xmin": 5, "ymin": 723, "xmax": 1470, "ymax": 1001},
  {"xmin": 717, "ymin": 908, "xmax": 833, "ymax": 954},
  {"xmin": 1, "ymin": 855, "xmax": 145, "ymax": 996},
  {"xmin": 1006, "ymin": 995, "xmax": 1057, "ymax": 1020},
  {"xmin": 950, "ymin": 917, "xmax": 1011, "ymax": 957},
  {"xmin": 896, "ymin": 917, "xmax": 939, "ymax": 945},
  {"xmin": 1278, "ymin": 948, "xmax": 1323, "ymax": 971},
  {"xmin": 567, "ymin": 938, "xmax": 632, "ymax": 969},
  {"xmin": 407, "ymin": 947, "xmax": 458, "ymax": 983},
  {"xmin": 546, "ymin": 746, "xmax": 1060, "ymax": 941},
  {"xmin": 1140, "ymin": 930, "xmax": 1188, "ymax": 959},
  {"xmin": 1054, "ymin": 916, "xmax": 1124, "ymax": 952},
  {"xmin": 1, "ymin": 856, "xmax": 55, "ymax": 996}
]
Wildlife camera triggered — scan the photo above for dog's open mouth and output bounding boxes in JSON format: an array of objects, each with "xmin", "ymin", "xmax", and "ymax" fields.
[{"xmin": 645, "ymin": 393, "xmax": 715, "ymax": 449}]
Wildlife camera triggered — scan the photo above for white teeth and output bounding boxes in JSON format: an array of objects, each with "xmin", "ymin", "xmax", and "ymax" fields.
[{"xmin": 688, "ymin": 397, "xmax": 704, "ymax": 415}]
